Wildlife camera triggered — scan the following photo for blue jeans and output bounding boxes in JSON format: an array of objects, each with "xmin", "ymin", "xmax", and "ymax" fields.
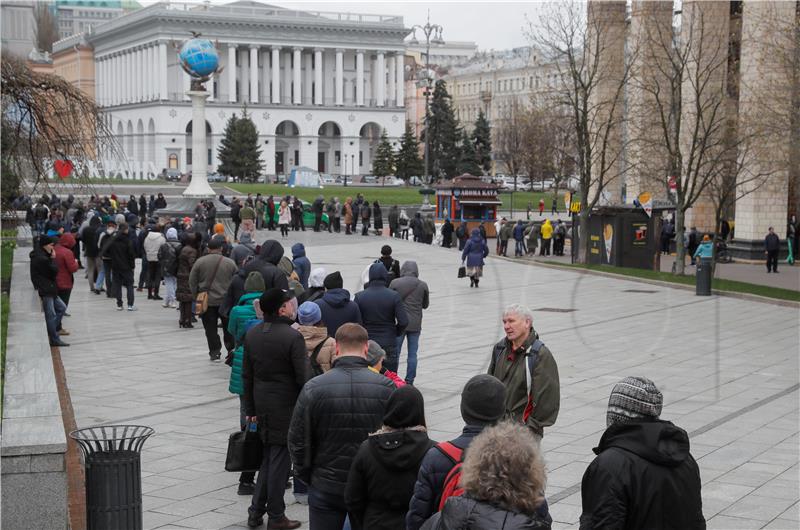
[
  {"xmin": 515, "ymin": 240, "xmax": 525, "ymax": 256},
  {"xmin": 42, "ymin": 295, "xmax": 66, "ymax": 345},
  {"xmin": 396, "ymin": 331, "xmax": 421, "ymax": 385},
  {"xmin": 164, "ymin": 276, "xmax": 177, "ymax": 305},
  {"xmin": 308, "ymin": 487, "xmax": 348, "ymax": 530}
]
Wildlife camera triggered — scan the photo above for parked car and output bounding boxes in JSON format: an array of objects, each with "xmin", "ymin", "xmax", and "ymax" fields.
[
  {"xmin": 269, "ymin": 199, "xmax": 330, "ymax": 229},
  {"xmin": 207, "ymin": 172, "xmax": 227, "ymax": 183},
  {"xmin": 408, "ymin": 176, "xmax": 424, "ymax": 186},
  {"xmin": 164, "ymin": 169, "xmax": 182, "ymax": 182},
  {"xmin": 321, "ymin": 174, "xmax": 336, "ymax": 185},
  {"xmin": 361, "ymin": 175, "xmax": 377, "ymax": 184},
  {"xmin": 376, "ymin": 176, "xmax": 403, "ymax": 187}
]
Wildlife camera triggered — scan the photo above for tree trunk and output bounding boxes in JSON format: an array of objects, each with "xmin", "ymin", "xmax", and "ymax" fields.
[
  {"xmin": 577, "ymin": 211, "xmax": 589, "ymax": 263},
  {"xmin": 675, "ymin": 207, "xmax": 686, "ymax": 275}
]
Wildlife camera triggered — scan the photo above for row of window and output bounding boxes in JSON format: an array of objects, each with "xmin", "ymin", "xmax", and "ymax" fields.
[
  {"xmin": 234, "ymin": 52, "xmax": 387, "ymax": 72},
  {"xmin": 454, "ymin": 73, "xmax": 560, "ymax": 96},
  {"xmin": 182, "ymin": 149, "xmax": 365, "ymax": 168}
]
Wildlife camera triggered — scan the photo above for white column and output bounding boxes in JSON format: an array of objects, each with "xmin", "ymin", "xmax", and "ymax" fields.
[
  {"xmin": 136, "ymin": 48, "xmax": 143, "ymax": 102},
  {"xmin": 208, "ymin": 75, "xmax": 215, "ymax": 101},
  {"xmin": 304, "ymin": 52, "xmax": 313, "ymax": 104},
  {"xmin": 314, "ymin": 48, "xmax": 323, "ymax": 105},
  {"xmin": 293, "ymin": 47, "xmax": 302, "ymax": 104},
  {"xmin": 376, "ymin": 51, "xmax": 385, "ymax": 107},
  {"xmin": 228, "ymin": 44, "xmax": 237, "ymax": 102},
  {"xmin": 395, "ymin": 52, "xmax": 404, "ymax": 107},
  {"xmin": 356, "ymin": 49, "xmax": 364, "ymax": 106},
  {"xmin": 271, "ymin": 47, "xmax": 280, "ymax": 103},
  {"xmin": 120, "ymin": 53, "xmax": 126, "ymax": 104},
  {"xmin": 111, "ymin": 55, "xmax": 117, "ymax": 105},
  {"xmin": 261, "ymin": 49, "xmax": 270, "ymax": 102},
  {"xmin": 387, "ymin": 54, "xmax": 396, "ymax": 105},
  {"xmin": 183, "ymin": 68, "xmax": 190, "ymax": 99},
  {"xmin": 283, "ymin": 51, "xmax": 292, "ymax": 103},
  {"xmin": 183, "ymin": 90, "xmax": 215, "ymax": 198},
  {"xmin": 249, "ymin": 45, "xmax": 259, "ymax": 103},
  {"xmin": 335, "ymin": 48, "xmax": 344, "ymax": 106},
  {"xmin": 96, "ymin": 59, "xmax": 103, "ymax": 105},
  {"xmin": 125, "ymin": 51, "xmax": 132, "ymax": 103},
  {"xmin": 148, "ymin": 45, "xmax": 155, "ymax": 100},
  {"xmin": 158, "ymin": 42, "xmax": 168, "ymax": 100}
]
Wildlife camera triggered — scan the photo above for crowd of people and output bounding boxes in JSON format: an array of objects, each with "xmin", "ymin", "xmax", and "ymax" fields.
[{"xmin": 24, "ymin": 190, "xmax": 709, "ymax": 530}]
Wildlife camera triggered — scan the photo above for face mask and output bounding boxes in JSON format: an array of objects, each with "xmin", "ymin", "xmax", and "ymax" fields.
[{"xmin": 106, "ymin": 228, "xmax": 115, "ymax": 234}]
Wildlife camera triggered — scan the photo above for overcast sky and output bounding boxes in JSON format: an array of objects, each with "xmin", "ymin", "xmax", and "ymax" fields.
[{"xmin": 252, "ymin": 1, "xmax": 549, "ymax": 51}]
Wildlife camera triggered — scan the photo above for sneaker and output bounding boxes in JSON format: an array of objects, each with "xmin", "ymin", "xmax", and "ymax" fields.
[
  {"xmin": 58, "ymin": 329, "xmax": 70, "ymax": 336},
  {"xmin": 266, "ymin": 516, "xmax": 301, "ymax": 529},
  {"xmin": 51, "ymin": 340, "xmax": 70, "ymax": 347},
  {"xmin": 117, "ymin": 306, "xmax": 124, "ymax": 311},
  {"xmin": 209, "ymin": 350, "xmax": 221, "ymax": 362},
  {"xmin": 237, "ymin": 482, "xmax": 255, "ymax": 496},
  {"xmin": 162, "ymin": 302, "xmax": 170, "ymax": 308},
  {"xmin": 153, "ymin": 295, "xmax": 163, "ymax": 301},
  {"xmin": 63, "ymin": 312, "xmax": 71, "ymax": 317},
  {"xmin": 127, "ymin": 305, "xmax": 137, "ymax": 311}
]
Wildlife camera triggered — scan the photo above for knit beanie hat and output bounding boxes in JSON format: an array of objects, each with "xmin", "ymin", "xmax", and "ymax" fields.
[
  {"xmin": 244, "ymin": 271, "xmax": 265, "ymax": 293},
  {"xmin": 166, "ymin": 227, "xmax": 178, "ymax": 241},
  {"xmin": 460, "ymin": 375, "xmax": 506, "ymax": 426},
  {"xmin": 383, "ymin": 385, "xmax": 426, "ymax": 429},
  {"xmin": 278, "ymin": 255, "xmax": 294, "ymax": 276},
  {"xmin": 309, "ymin": 267, "xmax": 327, "ymax": 288},
  {"xmin": 323, "ymin": 271, "xmax": 343, "ymax": 290},
  {"xmin": 366, "ymin": 340, "xmax": 385, "ymax": 367},
  {"xmin": 606, "ymin": 376, "xmax": 663, "ymax": 427},
  {"xmin": 297, "ymin": 301, "xmax": 322, "ymax": 326},
  {"xmin": 115, "ymin": 213, "xmax": 126, "ymax": 225}
]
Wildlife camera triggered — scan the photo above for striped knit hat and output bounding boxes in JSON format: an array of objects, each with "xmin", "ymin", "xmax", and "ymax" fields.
[{"xmin": 606, "ymin": 376, "xmax": 663, "ymax": 427}]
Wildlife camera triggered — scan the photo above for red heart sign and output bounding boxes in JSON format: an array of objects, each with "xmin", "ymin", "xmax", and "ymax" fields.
[{"xmin": 54, "ymin": 159, "xmax": 74, "ymax": 179}]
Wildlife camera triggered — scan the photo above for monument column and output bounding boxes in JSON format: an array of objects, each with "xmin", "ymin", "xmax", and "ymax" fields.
[
  {"xmin": 228, "ymin": 44, "xmax": 237, "ymax": 103},
  {"xmin": 356, "ymin": 50, "xmax": 364, "ymax": 106},
  {"xmin": 271, "ymin": 47, "xmax": 281, "ymax": 103},
  {"xmin": 335, "ymin": 49, "xmax": 344, "ymax": 106},
  {"xmin": 314, "ymin": 48, "xmax": 323, "ymax": 105}
]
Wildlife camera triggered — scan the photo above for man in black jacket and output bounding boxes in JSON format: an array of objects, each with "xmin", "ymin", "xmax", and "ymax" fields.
[
  {"xmin": 231, "ymin": 198, "xmax": 242, "ymax": 241},
  {"xmin": 105, "ymin": 222, "xmax": 137, "ymax": 311},
  {"xmin": 243, "ymin": 288, "xmax": 306, "ymax": 530},
  {"xmin": 288, "ymin": 323, "xmax": 394, "ymax": 530},
  {"xmin": 30, "ymin": 236, "xmax": 69, "ymax": 347},
  {"xmin": 406, "ymin": 375, "xmax": 506, "ymax": 530},
  {"xmin": 579, "ymin": 377, "xmax": 705, "ymax": 530},
  {"xmin": 765, "ymin": 226, "xmax": 781, "ymax": 273}
]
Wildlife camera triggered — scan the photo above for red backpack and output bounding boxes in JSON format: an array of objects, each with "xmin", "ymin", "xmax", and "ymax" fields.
[{"xmin": 435, "ymin": 442, "xmax": 464, "ymax": 511}]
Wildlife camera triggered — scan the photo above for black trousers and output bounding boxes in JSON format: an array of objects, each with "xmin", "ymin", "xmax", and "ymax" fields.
[
  {"xmin": 138, "ymin": 258, "xmax": 148, "ymax": 289},
  {"xmin": 267, "ymin": 215, "xmax": 276, "ymax": 230},
  {"xmin": 201, "ymin": 305, "xmax": 234, "ymax": 353},
  {"xmin": 381, "ymin": 343, "xmax": 399, "ymax": 373},
  {"xmin": 361, "ymin": 221, "xmax": 369, "ymax": 235},
  {"xmin": 540, "ymin": 239, "xmax": 551, "ymax": 256},
  {"xmin": 314, "ymin": 213, "xmax": 322, "ymax": 232},
  {"xmin": 249, "ymin": 444, "xmax": 291, "ymax": 522},
  {"xmin": 233, "ymin": 221, "xmax": 241, "ymax": 240},
  {"xmin": 767, "ymin": 250, "xmax": 779, "ymax": 272},
  {"xmin": 112, "ymin": 270, "xmax": 134, "ymax": 308},
  {"xmin": 333, "ymin": 217, "xmax": 341, "ymax": 233},
  {"xmin": 179, "ymin": 301, "xmax": 193, "ymax": 326},
  {"xmin": 58, "ymin": 288, "xmax": 72, "ymax": 308},
  {"xmin": 146, "ymin": 261, "xmax": 161, "ymax": 295}
]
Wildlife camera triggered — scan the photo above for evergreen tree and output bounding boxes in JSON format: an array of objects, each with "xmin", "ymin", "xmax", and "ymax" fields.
[
  {"xmin": 395, "ymin": 121, "xmax": 424, "ymax": 182},
  {"xmin": 372, "ymin": 129, "xmax": 395, "ymax": 179},
  {"xmin": 427, "ymin": 80, "xmax": 461, "ymax": 180},
  {"xmin": 457, "ymin": 129, "xmax": 482, "ymax": 176},
  {"xmin": 217, "ymin": 106, "xmax": 264, "ymax": 183},
  {"xmin": 472, "ymin": 109, "xmax": 492, "ymax": 174}
]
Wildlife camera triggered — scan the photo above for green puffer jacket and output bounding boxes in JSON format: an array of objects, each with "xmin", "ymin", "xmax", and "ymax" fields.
[{"xmin": 227, "ymin": 291, "xmax": 262, "ymax": 395}]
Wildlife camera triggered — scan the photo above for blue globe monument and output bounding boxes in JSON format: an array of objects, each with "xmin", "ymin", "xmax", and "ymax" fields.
[{"xmin": 179, "ymin": 38, "xmax": 220, "ymax": 87}]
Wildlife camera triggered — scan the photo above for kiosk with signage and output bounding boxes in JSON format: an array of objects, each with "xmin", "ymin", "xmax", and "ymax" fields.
[
  {"xmin": 585, "ymin": 204, "xmax": 674, "ymax": 270},
  {"xmin": 433, "ymin": 174, "xmax": 502, "ymax": 236}
]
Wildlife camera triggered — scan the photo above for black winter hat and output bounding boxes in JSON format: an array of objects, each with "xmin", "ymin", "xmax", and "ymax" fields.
[
  {"xmin": 323, "ymin": 271, "xmax": 343, "ymax": 290},
  {"xmin": 381, "ymin": 244, "xmax": 392, "ymax": 256},
  {"xmin": 460, "ymin": 374, "xmax": 506, "ymax": 426},
  {"xmin": 259, "ymin": 287, "xmax": 294, "ymax": 316},
  {"xmin": 383, "ymin": 385, "xmax": 426, "ymax": 429}
]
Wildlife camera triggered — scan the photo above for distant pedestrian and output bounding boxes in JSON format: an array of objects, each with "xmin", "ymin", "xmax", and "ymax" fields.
[
  {"xmin": 525, "ymin": 222, "xmax": 539, "ymax": 256},
  {"xmin": 30, "ymin": 236, "xmax": 69, "ymax": 347},
  {"xmin": 765, "ymin": 226, "xmax": 780, "ymax": 273},
  {"xmin": 231, "ymin": 198, "xmax": 242, "ymax": 241},
  {"xmin": 376, "ymin": 244, "xmax": 401, "ymax": 282},
  {"xmin": 461, "ymin": 228, "xmax": 489, "ymax": 288},
  {"xmin": 360, "ymin": 200, "xmax": 372, "ymax": 236},
  {"xmin": 538, "ymin": 198, "xmax": 545, "ymax": 217},
  {"xmin": 441, "ymin": 219, "xmax": 454, "ymax": 248},
  {"xmin": 158, "ymin": 227, "xmax": 182, "ymax": 308},
  {"xmin": 388, "ymin": 205, "xmax": 399, "ymax": 238},
  {"xmin": 143, "ymin": 224, "xmax": 166, "ymax": 300},
  {"xmin": 551, "ymin": 197, "xmax": 558, "ymax": 215},
  {"xmin": 313, "ymin": 195, "xmax": 324, "ymax": 232},
  {"xmin": 579, "ymin": 377, "xmax": 705, "ymax": 530},
  {"xmin": 455, "ymin": 222, "xmax": 468, "ymax": 251},
  {"xmin": 344, "ymin": 197, "xmax": 354, "ymax": 235},
  {"xmin": 423, "ymin": 215, "xmax": 436, "ymax": 244},
  {"xmin": 390, "ymin": 260, "xmax": 429, "ymax": 385},
  {"xmin": 266, "ymin": 195, "xmax": 276, "ymax": 231},
  {"xmin": 176, "ymin": 233, "xmax": 200, "ymax": 328},
  {"xmin": 686, "ymin": 226, "xmax": 699, "ymax": 265},
  {"xmin": 540, "ymin": 219, "xmax": 553, "ymax": 256},
  {"xmin": 373, "ymin": 201, "xmax": 383, "ymax": 236},
  {"xmin": 399, "ymin": 209, "xmax": 410, "ymax": 239},
  {"xmin": 291, "ymin": 243, "xmax": 311, "ymax": 289},
  {"xmin": 333, "ymin": 197, "xmax": 342, "ymax": 233},
  {"xmin": 106, "ymin": 222, "xmax": 137, "ymax": 311},
  {"xmin": 693, "ymin": 235, "xmax": 713, "ymax": 262},
  {"xmin": 278, "ymin": 200, "xmax": 290, "ymax": 238},
  {"xmin": 513, "ymin": 220, "xmax": 525, "ymax": 257},
  {"xmin": 355, "ymin": 263, "xmax": 408, "ymax": 372},
  {"xmin": 54, "ymin": 232, "xmax": 78, "ymax": 313}
]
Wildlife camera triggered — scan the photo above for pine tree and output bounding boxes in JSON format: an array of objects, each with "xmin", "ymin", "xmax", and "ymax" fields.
[
  {"xmin": 427, "ymin": 80, "xmax": 461, "ymax": 180},
  {"xmin": 472, "ymin": 109, "xmax": 492, "ymax": 174},
  {"xmin": 457, "ymin": 129, "xmax": 482, "ymax": 176},
  {"xmin": 217, "ymin": 106, "xmax": 264, "ymax": 183},
  {"xmin": 372, "ymin": 129, "xmax": 395, "ymax": 180},
  {"xmin": 395, "ymin": 121, "xmax": 424, "ymax": 182}
]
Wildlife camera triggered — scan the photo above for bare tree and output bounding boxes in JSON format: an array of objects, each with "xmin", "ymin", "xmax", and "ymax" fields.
[
  {"xmin": 527, "ymin": 1, "xmax": 634, "ymax": 263},
  {"xmin": 520, "ymin": 99, "xmax": 575, "ymax": 198},
  {"xmin": 493, "ymin": 98, "xmax": 528, "ymax": 191},
  {"xmin": 33, "ymin": 2, "xmax": 59, "ymax": 54}
]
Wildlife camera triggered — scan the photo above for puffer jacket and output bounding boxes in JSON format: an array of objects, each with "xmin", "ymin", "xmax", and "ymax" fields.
[
  {"xmin": 288, "ymin": 356, "xmax": 394, "ymax": 495},
  {"xmin": 315, "ymin": 288, "xmax": 362, "ymax": 338},
  {"xmin": 29, "ymin": 246, "xmax": 59, "ymax": 297},
  {"xmin": 54, "ymin": 233, "xmax": 79, "ymax": 290},
  {"xmin": 292, "ymin": 243, "xmax": 311, "ymax": 289},
  {"xmin": 227, "ymin": 291, "xmax": 262, "ymax": 395},
  {"xmin": 176, "ymin": 245, "xmax": 198, "ymax": 302},
  {"xmin": 389, "ymin": 261, "xmax": 429, "ymax": 333},
  {"xmin": 422, "ymin": 496, "xmax": 551, "ymax": 530},
  {"xmin": 354, "ymin": 263, "xmax": 408, "ymax": 349},
  {"xmin": 143, "ymin": 231, "xmax": 166, "ymax": 262},
  {"xmin": 298, "ymin": 324, "xmax": 336, "ymax": 373},
  {"xmin": 540, "ymin": 220, "xmax": 553, "ymax": 240},
  {"xmin": 579, "ymin": 420, "xmax": 705, "ymax": 530},
  {"xmin": 345, "ymin": 428, "xmax": 435, "ymax": 530}
]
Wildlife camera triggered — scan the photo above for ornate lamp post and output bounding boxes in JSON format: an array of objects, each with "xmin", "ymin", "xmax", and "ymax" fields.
[{"xmin": 409, "ymin": 13, "xmax": 444, "ymax": 185}]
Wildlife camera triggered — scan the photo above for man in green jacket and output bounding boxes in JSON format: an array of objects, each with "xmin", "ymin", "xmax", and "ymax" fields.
[
  {"xmin": 499, "ymin": 220, "xmax": 513, "ymax": 257},
  {"xmin": 488, "ymin": 303, "xmax": 560, "ymax": 440}
]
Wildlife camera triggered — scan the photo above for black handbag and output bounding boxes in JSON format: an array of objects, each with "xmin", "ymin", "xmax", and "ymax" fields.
[
  {"xmin": 224, "ymin": 423, "xmax": 263, "ymax": 472},
  {"xmin": 458, "ymin": 265, "xmax": 467, "ymax": 278}
]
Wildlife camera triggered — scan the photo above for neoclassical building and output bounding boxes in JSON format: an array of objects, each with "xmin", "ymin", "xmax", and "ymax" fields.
[{"xmin": 53, "ymin": 1, "xmax": 409, "ymax": 178}]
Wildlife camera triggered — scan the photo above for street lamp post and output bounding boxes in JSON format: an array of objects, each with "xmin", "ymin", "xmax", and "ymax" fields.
[{"xmin": 409, "ymin": 12, "xmax": 444, "ymax": 185}]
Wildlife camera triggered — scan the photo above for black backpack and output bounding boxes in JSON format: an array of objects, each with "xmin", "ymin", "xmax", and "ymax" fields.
[
  {"xmin": 158, "ymin": 242, "xmax": 180, "ymax": 276},
  {"xmin": 309, "ymin": 338, "xmax": 329, "ymax": 377}
]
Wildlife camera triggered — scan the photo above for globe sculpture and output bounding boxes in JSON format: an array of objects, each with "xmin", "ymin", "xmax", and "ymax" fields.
[{"xmin": 178, "ymin": 37, "xmax": 220, "ymax": 89}]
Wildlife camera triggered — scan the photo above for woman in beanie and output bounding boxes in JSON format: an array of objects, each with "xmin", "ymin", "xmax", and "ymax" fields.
[
  {"xmin": 345, "ymin": 386, "xmax": 435, "ymax": 530},
  {"xmin": 422, "ymin": 421, "xmax": 551, "ymax": 530},
  {"xmin": 296, "ymin": 301, "xmax": 335, "ymax": 375}
]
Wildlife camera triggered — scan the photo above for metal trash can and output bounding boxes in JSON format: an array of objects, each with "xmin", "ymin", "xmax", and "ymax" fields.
[
  {"xmin": 696, "ymin": 257, "xmax": 713, "ymax": 296},
  {"xmin": 70, "ymin": 425, "xmax": 155, "ymax": 530}
]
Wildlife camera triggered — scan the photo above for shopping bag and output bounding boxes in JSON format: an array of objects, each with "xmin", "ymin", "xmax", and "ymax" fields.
[
  {"xmin": 224, "ymin": 424, "xmax": 263, "ymax": 472},
  {"xmin": 457, "ymin": 266, "xmax": 467, "ymax": 278}
]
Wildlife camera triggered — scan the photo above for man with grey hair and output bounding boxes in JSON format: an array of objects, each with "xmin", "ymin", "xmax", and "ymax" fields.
[
  {"xmin": 487, "ymin": 303, "xmax": 560, "ymax": 439},
  {"xmin": 579, "ymin": 377, "xmax": 705, "ymax": 529}
]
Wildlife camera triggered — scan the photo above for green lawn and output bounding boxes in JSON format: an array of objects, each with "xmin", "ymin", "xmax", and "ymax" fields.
[
  {"xmin": 1, "ymin": 239, "xmax": 14, "ymax": 416},
  {"xmin": 226, "ymin": 182, "xmax": 563, "ymax": 210},
  {"xmin": 549, "ymin": 262, "xmax": 800, "ymax": 302}
]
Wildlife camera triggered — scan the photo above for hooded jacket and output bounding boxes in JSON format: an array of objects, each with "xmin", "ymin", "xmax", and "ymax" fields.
[
  {"xmin": 314, "ymin": 288, "xmax": 362, "ymax": 338},
  {"xmin": 230, "ymin": 232, "xmax": 256, "ymax": 267},
  {"xmin": 462, "ymin": 229, "xmax": 489, "ymax": 268},
  {"xmin": 30, "ymin": 245, "xmax": 59, "ymax": 297},
  {"xmin": 579, "ymin": 420, "xmax": 705, "ymax": 530},
  {"xmin": 54, "ymin": 233, "xmax": 79, "ymax": 290},
  {"xmin": 540, "ymin": 220, "xmax": 553, "ymax": 240},
  {"xmin": 227, "ymin": 291, "xmax": 262, "ymax": 396},
  {"xmin": 354, "ymin": 263, "xmax": 409, "ymax": 349},
  {"xmin": 143, "ymin": 230, "xmax": 166, "ymax": 262},
  {"xmin": 422, "ymin": 496, "xmax": 552, "ymax": 530},
  {"xmin": 105, "ymin": 232, "xmax": 136, "ymax": 273},
  {"xmin": 298, "ymin": 324, "xmax": 336, "ymax": 373},
  {"xmin": 346, "ymin": 428, "xmax": 435, "ymax": 530},
  {"xmin": 292, "ymin": 243, "xmax": 311, "ymax": 288},
  {"xmin": 222, "ymin": 240, "xmax": 289, "ymax": 316},
  {"xmin": 389, "ymin": 261, "xmax": 429, "ymax": 333}
]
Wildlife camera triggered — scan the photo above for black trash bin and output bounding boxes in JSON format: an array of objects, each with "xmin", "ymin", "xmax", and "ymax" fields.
[
  {"xmin": 696, "ymin": 257, "xmax": 713, "ymax": 296},
  {"xmin": 70, "ymin": 425, "xmax": 155, "ymax": 530}
]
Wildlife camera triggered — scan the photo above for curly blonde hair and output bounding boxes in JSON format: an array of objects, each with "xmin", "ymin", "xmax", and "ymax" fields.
[{"xmin": 460, "ymin": 421, "xmax": 546, "ymax": 514}]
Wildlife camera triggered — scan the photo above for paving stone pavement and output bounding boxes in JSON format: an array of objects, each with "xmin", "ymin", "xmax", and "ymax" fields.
[{"xmin": 58, "ymin": 229, "xmax": 799, "ymax": 529}]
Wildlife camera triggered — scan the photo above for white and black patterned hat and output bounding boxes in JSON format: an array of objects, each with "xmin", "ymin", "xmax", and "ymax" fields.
[{"xmin": 606, "ymin": 376, "xmax": 663, "ymax": 427}]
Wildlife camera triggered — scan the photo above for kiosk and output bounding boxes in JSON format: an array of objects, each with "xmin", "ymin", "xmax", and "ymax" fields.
[{"xmin": 434, "ymin": 174, "xmax": 502, "ymax": 237}]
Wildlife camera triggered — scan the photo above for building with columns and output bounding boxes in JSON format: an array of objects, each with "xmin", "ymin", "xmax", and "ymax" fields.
[{"xmin": 53, "ymin": 1, "xmax": 409, "ymax": 178}]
